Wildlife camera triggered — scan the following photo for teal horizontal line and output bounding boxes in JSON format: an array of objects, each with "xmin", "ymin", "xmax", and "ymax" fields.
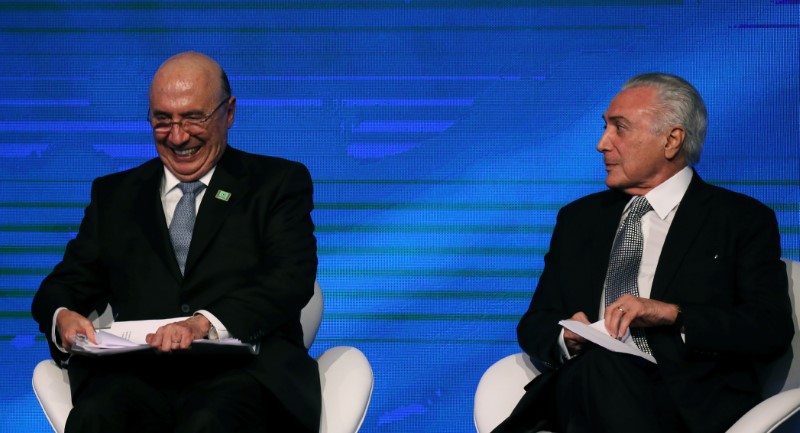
[
  {"xmin": 315, "ymin": 225, "xmax": 556, "ymax": 234},
  {"xmin": 0, "ymin": 335, "xmax": 48, "ymax": 342},
  {"xmin": 0, "ymin": 246, "xmax": 543, "ymax": 257},
  {"xmin": 0, "ymin": 225, "xmax": 78, "ymax": 233},
  {"xmin": 0, "ymin": 202, "xmax": 85, "ymax": 208},
  {"xmin": 318, "ymin": 269, "xmax": 541, "ymax": 278},
  {"xmin": 327, "ymin": 290, "xmax": 533, "ymax": 300},
  {"xmin": 3, "ymin": 223, "xmax": 798, "ymax": 235},
  {"xmin": 1, "ymin": 178, "xmax": 799, "ymax": 186},
  {"xmin": 0, "ymin": 26, "xmax": 646, "ymax": 33},
  {"xmin": 711, "ymin": 180, "xmax": 800, "ymax": 187},
  {"xmin": 0, "ymin": 1, "xmax": 681, "ymax": 12},
  {"xmin": 2, "ymin": 201, "xmax": 798, "ymax": 213},
  {"xmin": 315, "ymin": 202, "xmax": 563, "ymax": 211},
  {"xmin": 317, "ymin": 246, "xmax": 547, "ymax": 256},
  {"xmin": 315, "ymin": 179, "xmax": 601, "ymax": 185},
  {"xmin": 0, "ymin": 268, "xmax": 542, "ymax": 278},
  {"xmin": 0, "ymin": 224, "xmax": 557, "ymax": 234},
  {"xmin": 2, "ymin": 289, "xmax": 532, "ymax": 300},
  {"xmin": 0, "ymin": 312, "xmax": 31, "ymax": 319},
  {"xmin": 0, "ymin": 268, "xmax": 51, "ymax": 276},
  {"xmin": 0, "ymin": 290, "xmax": 36, "ymax": 298},
  {"xmin": 0, "ymin": 246, "xmax": 65, "ymax": 253},
  {"xmin": 315, "ymin": 338, "xmax": 517, "ymax": 345},
  {"xmin": 324, "ymin": 313, "xmax": 520, "ymax": 321},
  {"xmin": 0, "ymin": 202, "xmax": 561, "ymax": 211}
]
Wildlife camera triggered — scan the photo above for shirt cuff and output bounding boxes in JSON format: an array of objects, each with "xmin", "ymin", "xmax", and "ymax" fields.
[
  {"xmin": 51, "ymin": 307, "xmax": 69, "ymax": 354},
  {"xmin": 194, "ymin": 310, "xmax": 229, "ymax": 340},
  {"xmin": 557, "ymin": 327, "xmax": 572, "ymax": 363}
]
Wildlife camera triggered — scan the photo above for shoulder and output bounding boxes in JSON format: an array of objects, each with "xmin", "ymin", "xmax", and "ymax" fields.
[
  {"xmin": 223, "ymin": 146, "xmax": 310, "ymax": 179},
  {"xmin": 690, "ymin": 177, "xmax": 775, "ymax": 220},
  {"xmin": 559, "ymin": 188, "xmax": 626, "ymax": 219},
  {"xmin": 90, "ymin": 157, "xmax": 162, "ymax": 193}
]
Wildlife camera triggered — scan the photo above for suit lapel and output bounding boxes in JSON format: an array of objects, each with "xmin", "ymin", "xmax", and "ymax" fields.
[
  {"xmin": 184, "ymin": 147, "xmax": 248, "ymax": 275},
  {"xmin": 132, "ymin": 159, "xmax": 184, "ymax": 282},
  {"xmin": 650, "ymin": 173, "xmax": 713, "ymax": 300}
]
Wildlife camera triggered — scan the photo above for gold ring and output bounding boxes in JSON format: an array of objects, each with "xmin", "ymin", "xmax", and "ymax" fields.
[{"xmin": 617, "ymin": 306, "xmax": 625, "ymax": 313}]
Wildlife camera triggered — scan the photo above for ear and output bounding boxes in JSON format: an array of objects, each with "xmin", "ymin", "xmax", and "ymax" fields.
[
  {"xmin": 225, "ymin": 96, "xmax": 236, "ymax": 129},
  {"xmin": 664, "ymin": 126, "xmax": 685, "ymax": 160}
]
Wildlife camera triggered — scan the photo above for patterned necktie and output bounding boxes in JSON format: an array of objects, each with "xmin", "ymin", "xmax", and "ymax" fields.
[
  {"xmin": 604, "ymin": 195, "xmax": 653, "ymax": 354},
  {"xmin": 169, "ymin": 181, "xmax": 205, "ymax": 275}
]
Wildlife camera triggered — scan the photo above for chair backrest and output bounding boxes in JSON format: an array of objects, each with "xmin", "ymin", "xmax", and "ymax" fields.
[
  {"xmin": 757, "ymin": 259, "xmax": 800, "ymax": 397},
  {"xmin": 301, "ymin": 280, "xmax": 323, "ymax": 349}
]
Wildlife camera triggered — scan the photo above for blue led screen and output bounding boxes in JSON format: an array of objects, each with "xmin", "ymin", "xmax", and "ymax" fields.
[{"xmin": 0, "ymin": 1, "xmax": 798, "ymax": 431}]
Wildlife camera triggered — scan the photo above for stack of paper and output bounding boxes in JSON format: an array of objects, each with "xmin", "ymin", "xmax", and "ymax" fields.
[{"xmin": 71, "ymin": 317, "xmax": 258, "ymax": 356}]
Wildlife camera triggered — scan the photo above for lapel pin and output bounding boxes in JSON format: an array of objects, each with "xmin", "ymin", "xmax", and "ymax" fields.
[{"xmin": 214, "ymin": 190, "xmax": 231, "ymax": 202}]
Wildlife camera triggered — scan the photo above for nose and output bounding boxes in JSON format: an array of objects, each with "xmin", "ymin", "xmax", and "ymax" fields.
[
  {"xmin": 596, "ymin": 129, "xmax": 611, "ymax": 153},
  {"xmin": 167, "ymin": 123, "xmax": 190, "ymax": 145}
]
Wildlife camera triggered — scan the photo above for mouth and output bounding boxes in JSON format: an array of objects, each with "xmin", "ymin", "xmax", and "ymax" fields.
[{"xmin": 173, "ymin": 146, "xmax": 201, "ymax": 157}]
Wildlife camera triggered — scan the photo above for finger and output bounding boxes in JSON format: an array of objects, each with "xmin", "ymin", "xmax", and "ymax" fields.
[
  {"xmin": 178, "ymin": 329, "xmax": 193, "ymax": 349},
  {"xmin": 571, "ymin": 311, "xmax": 591, "ymax": 324},
  {"xmin": 564, "ymin": 329, "xmax": 586, "ymax": 343},
  {"xmin": 617, "ymin": 312, "xmax": 635, "ymax": 338},
  {"xmin": 605, "ymin": 304, "xmax": 628, "ymax": 338},
  {"xmin": 83, "ymin": 323, "xmax": 97, "ymax": 344},
  {"xmin": 161, "ymin": 329, "xmax": 177, "ymax": 352}
]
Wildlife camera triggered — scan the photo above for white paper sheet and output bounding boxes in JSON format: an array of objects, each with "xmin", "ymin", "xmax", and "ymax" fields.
[{"xmin": 559, "ymin": 319, "xmax": 657, "ymax": 364}]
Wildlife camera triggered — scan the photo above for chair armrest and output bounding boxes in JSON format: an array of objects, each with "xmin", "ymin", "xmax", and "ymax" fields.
[
  {"xmin": 317, "ymin": 346, "xmax": 374, "ymax": 433},
  {"xmin": 474, "ymin": 353, "xmax": 542, "ymax": 433},
  {"xmin": 726, "ymin": 388, "xmax": 800, "ymax": 433},
  {"xmin": 32, "ymin": 359, "xmax": 72, "ymax": 433}
]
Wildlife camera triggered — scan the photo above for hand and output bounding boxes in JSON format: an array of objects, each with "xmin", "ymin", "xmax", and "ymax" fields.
[
  {"xmin": 56, "ymin": 309, "xmax": 96, "ymax": 350},
  {"xmin": 145, "ymin": 315, "xmax": 211, "ymax": 353},
  {"xmin": 564, "ymin": 311, "xmax": 591, "ymax": 355},
  {"xmin": 604, "ymin": 294, "xmax": 680, "ymax": 339}
]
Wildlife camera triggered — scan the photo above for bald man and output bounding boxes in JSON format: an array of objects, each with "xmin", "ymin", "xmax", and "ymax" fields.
[{"xmin": 32, "ymin": 52, "xmax": 320, "ymax": 433}]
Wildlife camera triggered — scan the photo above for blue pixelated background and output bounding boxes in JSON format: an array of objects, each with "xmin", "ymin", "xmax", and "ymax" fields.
[{"xmin": 0, "ymin": 1, "xmax": 798, "ymax": 431}]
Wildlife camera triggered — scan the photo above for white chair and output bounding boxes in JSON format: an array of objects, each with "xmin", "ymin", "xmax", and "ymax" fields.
[
  {"xmin": 474, "ymin": 259, "xmax": 800, "ymax": 433},
  {"xmin": 32, "ymin": 281, "xmax": 374, "ymax": 433}
]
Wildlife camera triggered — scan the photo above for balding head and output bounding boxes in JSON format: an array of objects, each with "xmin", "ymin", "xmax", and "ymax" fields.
[{"xmin": 150, "ymin": 52, "xmax": 231, "ymax": 103}]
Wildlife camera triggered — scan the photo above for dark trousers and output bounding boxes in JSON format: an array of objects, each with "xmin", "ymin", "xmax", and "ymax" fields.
[
  {"xmin": 65, "ymin": 353, "xmax": 312, "ymax": 433},
  {"xmin": 493, "ymin": 347, "xmax": 689, "ymax": 433}
]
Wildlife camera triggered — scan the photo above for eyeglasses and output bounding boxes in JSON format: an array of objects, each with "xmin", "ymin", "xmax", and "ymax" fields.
[{"xmin": 148, "ymin": 99, "xmax": 229, "ymax": 134}]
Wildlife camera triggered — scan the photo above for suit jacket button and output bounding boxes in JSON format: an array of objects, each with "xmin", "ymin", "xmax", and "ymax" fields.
[{"xmin": 181, "ymin": 304, "xmax": 190, "ymax": 313}]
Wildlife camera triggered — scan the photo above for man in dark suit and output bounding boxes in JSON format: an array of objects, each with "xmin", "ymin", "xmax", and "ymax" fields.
[
  {"xmin": 493, "ymin": 73, "xmax": 793, "ymax": 433},
  {"xmin": 31, "ymin": 52, "xmax": 320, "ymax": 433}
]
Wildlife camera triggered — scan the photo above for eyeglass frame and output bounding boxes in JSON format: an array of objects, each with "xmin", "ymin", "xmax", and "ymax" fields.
[{"xmin": 148, "ymin": 98, "xmax": 230, "ymax": 133}]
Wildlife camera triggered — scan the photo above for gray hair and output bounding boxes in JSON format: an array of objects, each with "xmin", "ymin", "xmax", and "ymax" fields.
[{"xmin": 622, "ymin": 73, "xmax": 707, "ymax": 166}]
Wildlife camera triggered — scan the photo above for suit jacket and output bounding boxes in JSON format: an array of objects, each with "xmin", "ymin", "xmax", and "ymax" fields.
[
  {"xmin": 513, "ymin": 173, "xmax": 793, "ymax": 433},
  {"xmin": 31, "ymin": 146, "xmax": 321, "ymax": 431}
]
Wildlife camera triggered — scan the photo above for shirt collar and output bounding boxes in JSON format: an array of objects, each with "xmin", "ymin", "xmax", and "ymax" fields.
[
  {"xmin": 161, "ymin": 166, "xmax": 216, "ymax": 196},
  {"xmin": 627, "ymin": 166, "xmax": 693, "ymax": 220}
]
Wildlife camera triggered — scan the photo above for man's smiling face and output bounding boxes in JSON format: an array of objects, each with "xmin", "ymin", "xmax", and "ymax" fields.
[{"xmin": 148, "ymin": 53, "xmax": 234, "ymax": 182}]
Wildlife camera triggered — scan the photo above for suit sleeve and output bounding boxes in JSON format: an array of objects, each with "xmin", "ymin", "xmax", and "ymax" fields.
[
  {"xmin": 31, "ymin": 179, "xmax": 110, "ymax": 362},
  {"xmin": 517, "ymin": 207, "xmax": 582, "ymax": 368}
]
